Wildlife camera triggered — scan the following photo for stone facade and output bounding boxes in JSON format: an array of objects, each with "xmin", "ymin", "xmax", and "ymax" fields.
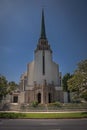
[
  {"xmin": 9, "ymin": 10, "xmax": 68, "ymax": 105},
  {"xmin": 24, "ymin": 80, "xmax": 64, "ymax": 104}
]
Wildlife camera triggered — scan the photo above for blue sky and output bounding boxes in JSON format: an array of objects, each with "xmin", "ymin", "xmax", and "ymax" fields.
[{"xmin": 0, "ymin": 0, "xmax": 87, "ymax": 83}]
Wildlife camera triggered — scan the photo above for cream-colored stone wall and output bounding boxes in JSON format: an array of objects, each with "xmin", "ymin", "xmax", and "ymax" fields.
[
  {"xmin": 27, "ymin": 50, "xmax": 60, "ymax": 87},
  {"xmin": 27, "ymin": 61, "xmax": 34, "ymax": 85},
  {"xmin": 19, "ymin": 91, "xmax": 25, "ymax": 103}
]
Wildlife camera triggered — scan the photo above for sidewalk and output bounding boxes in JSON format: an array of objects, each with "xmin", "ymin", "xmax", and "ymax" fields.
[{"xmin": 0, "ymin": 110, "xmax": 87, "ymax": 113}]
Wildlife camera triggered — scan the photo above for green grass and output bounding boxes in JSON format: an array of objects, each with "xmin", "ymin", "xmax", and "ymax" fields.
[{"xmin": 0, "ymin": 112, "xmax": 87, "ymax": 119}]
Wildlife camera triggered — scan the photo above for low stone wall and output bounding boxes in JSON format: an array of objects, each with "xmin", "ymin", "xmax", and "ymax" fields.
[{"xmin": 0, "ymin": 103, "xmax": 87, "ymax": 112}]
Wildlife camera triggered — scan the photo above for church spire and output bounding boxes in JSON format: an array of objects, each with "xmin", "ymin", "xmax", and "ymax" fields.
[
  {"xmin": 40, "ymin": 9, "xmax": 46, "ymax": 39},
  {"xmin": 35, "ymin": 9, "xmax": 52, "ymax": 53}
]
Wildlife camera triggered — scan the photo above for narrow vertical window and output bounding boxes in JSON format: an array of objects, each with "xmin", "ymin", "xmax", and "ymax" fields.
[{"xmin": 42, "ymin": 50, "xmax": 45, "ymax": 75}]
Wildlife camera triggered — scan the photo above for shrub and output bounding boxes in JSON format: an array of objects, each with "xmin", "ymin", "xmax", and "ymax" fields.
[
  {"xmin": 53, "ymin": 102, "xmax": 62, "ymax": 107},
  {"xmin": 0, "ymin": 112, "xmax": 25, "ymax": 119},
  {"xmin": 20, "ymin": 104, "xmax": 26, "ymax": 110},
  {"xmin": 48, "ymin": 102, "xmax": 62, "ymax": 107},
  {"xmin": 31, "ymin": 101, "xmax": 38, "ymax": 107}
]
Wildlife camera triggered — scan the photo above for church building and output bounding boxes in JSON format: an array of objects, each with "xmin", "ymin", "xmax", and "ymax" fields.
[{"xmin": 11, "ymin": 10, "xmax": 68, "ymax": 104}]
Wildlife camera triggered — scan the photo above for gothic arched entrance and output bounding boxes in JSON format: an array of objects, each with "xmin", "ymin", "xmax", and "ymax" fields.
[
  {"xmin": 48, "ymin": 93, "xmax": 51, "ymax": 103},
  {"xmin": 37, "ymin": 93, "xmax": 41, "ymax": 103}
]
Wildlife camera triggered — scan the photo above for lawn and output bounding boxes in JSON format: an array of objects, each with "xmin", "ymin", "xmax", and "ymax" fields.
[{"xmin": 0, "ymin": 112, "xmax": 87, "ymax": 119}]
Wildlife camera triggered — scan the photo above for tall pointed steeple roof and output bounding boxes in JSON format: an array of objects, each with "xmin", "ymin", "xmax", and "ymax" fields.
[
  {"xmin": 40, "ymin": 9, "xmax": 46, "ymax": 39},
  {"xmin": 35, "ymin": 9, "xmax": 52, "ymax": 53}
]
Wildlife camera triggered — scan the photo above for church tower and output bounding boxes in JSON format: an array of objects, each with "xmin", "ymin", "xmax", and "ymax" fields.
[
  {"xmin": 20, "ymin": 10, "xmax": 65, "ymax": 104},
  {"xmin": 27, "ymin": 10, "xmax": 60, "ymax": 86}
]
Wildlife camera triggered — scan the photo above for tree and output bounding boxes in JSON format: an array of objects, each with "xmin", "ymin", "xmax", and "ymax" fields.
[
  {"xmin": 0, "ymin": 75, "xmax": 18, "ymax": 101},
  {"xmin": 7, "ymin": 81, "xmax": 18, "ymax": 93},
  {"xmin": 62, "ymin": 73, "xmax": 72, "ymax": 91},
  {"xmin": 68, "ymin": 59, "xmax": 87, "ymax": 101},
  {"xmin": 62, "ymin": 73, "xmax": 72, "ymax": 102},
  {"xmin": 0, "ymin": 75, "xmax": 8, "ymax": 100}
]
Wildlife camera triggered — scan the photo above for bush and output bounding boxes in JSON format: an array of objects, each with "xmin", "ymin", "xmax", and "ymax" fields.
[
  {"xmin": 20, "ymin": 104, "xmax": 26, "ymax": 110},
  {"xmin": 31, "ymin": 101, "xmax": 38, "ymax": 107},
  {"xmin": 48, "ymin": 102, "xmax": 62, "ymax": 107},
  {"xmin": 0, "ymin": 112, "xmax": 25, "ymax": 119},
  {"xmin": 53, "ymin": 102, "xmax": 62, "ymax": 107}
]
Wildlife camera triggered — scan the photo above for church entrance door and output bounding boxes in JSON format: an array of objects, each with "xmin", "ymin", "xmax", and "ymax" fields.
[
  {"xmin": 48, "ymin": 93, "xmax": 51, "ymax": 103},
  {"xmin": 13, "ymin": 96, "xmax": 18, "ymax": 103},
  {"xmin": 37, "ymin": 93, "xmax": 41, "ymax": 103}
]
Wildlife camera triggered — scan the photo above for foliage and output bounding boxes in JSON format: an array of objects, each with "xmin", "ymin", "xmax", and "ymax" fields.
[
  {"xmin": 0, "ymin": 112, "xmax": 87, "ymax": 119},
  {"xmin": 7, "ymin": 81, "xmax": 18, "ymax": 93},
  {"xmin": 68, "ymin": 59, "xmax": 87, "ymax": 101},
  {"xmin": 0, "ymin": 112, "xmax": 25, "ymax": 119},
  {"xmin": 20, "ymin": 104, "xmax": 26, "ymax": 110},
  {"xmin": 77, "ymin": 59, "xmax": 87, "ymax": 75},
  {"xmin": 62, "ymin": 73, "xmax": 72, "ymax": 102},
  {"xmin": 0, "ymin": 75, "xmax": 8, "ymax": 99},
  {"xmin": 0, "ymin": 75, "xmax": 18, "ymax": 101},
  {"xmin": 31, "ymin": 101, "xmax": 38, "ymax": 107},
  {"xmin": 62, "ymin": 73, "xmax": 72, "ymax": 91},
  {"xmin": 48, "ymin": 102, "xmax": 61, "ymax": 107}
]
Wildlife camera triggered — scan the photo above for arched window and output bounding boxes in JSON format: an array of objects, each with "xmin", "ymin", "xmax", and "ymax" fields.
[{"xmin": 37, "ymin": 93, "xmax": 41, "ymax": 103}]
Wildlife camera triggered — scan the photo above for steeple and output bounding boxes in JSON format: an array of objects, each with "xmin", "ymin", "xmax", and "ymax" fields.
[
  {"xmin": 35, "ymin": 9, "xmax": 52, "ymax": 53},
  {"xmin": 40, "ymin": 9, "xmax": 46, "ymax": 39}
]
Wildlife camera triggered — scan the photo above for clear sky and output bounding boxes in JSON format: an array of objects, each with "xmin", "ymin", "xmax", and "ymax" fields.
[{"xmin": 0, "ymin": 0, "xmax": 87, "ymax": 83}]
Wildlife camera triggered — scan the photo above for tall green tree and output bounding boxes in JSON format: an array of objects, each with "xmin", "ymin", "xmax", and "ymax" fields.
[
  {"xmin": 62, "ymin": 73, "xmax": 72, "ymax": 91},
  {"xmin": 68, "ymin": 59, "xmax": 87, "ymax": 101},
  {"xmin": 8, "ymin": 81, "xmax": 18, "ymax": 93},
  {"xmin": 0, "ymin": 75, "xmax": 18, "ymax": 101},
  {"xmin": 0, "ymin": 75, "xmax": 8, "ymax": 100},
  {"xmin": 62, "ymin": 73, "xmax": 72, "ymax": 102}
]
